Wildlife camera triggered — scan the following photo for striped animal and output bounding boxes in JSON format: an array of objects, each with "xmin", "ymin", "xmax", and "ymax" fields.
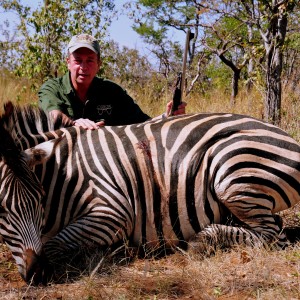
[
  {"xmin": 1, "ymin": 103, "xmax": 300, "ymax": 284},
  {"xmin": 0, "ymin": 109, "xmax": 58, "ymax": 283}
]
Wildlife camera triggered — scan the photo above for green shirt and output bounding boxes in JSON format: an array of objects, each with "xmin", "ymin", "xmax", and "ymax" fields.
[{"xmin": 38, "ymin": 72, "xmax": 150, "ymax": 126}]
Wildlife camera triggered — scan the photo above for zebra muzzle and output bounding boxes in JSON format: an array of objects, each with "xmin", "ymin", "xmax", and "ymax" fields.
[{"xmin": 23, "ymin": 248, "xmax": 49, "ymax": 285}]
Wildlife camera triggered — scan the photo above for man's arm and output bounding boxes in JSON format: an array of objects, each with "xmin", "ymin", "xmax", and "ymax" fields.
[
  {"xmin": 39, "ymin": 81, "xmax": 74, "ymax": 127},
  {"xmin": 38, "ymin": 80, "xmax": 65, "ymax": 112},
  {"xmin": 48, "ymin": 110, "xmax": 74, "ymax": 127}
]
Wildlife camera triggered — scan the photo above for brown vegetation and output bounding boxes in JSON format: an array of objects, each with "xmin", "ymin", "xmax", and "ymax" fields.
[
  {"xmin": 1, "ymin": 237, "xmax": 300, "ymax": 299},
  {"xmin": 0, "ymin": 76, "xmax": 300, "ymax": 299}
]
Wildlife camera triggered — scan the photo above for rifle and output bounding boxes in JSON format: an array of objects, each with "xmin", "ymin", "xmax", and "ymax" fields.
[{"xmin": 170, "ymin": 28, "xmax": 194, "ymax": 115}]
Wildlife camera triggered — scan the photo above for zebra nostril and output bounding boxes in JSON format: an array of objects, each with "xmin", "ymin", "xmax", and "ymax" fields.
[{"xmin": 24, "ymin": 248, "xmax": 42, "ymax": 284}]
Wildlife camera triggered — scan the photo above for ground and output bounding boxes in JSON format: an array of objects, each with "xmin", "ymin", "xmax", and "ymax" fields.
[{"xmin": 1, "ymin": 206, "xmax": 300, "ymax": 300}]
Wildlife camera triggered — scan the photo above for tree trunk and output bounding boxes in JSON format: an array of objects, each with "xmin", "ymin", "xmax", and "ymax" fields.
[
  {"xmin": 219, "ymin": 53, "xmax": 242, "ymax": 106},
  {"xmin": 246, "ymin": 24, "xmax": 254, "ymax": 96},
  {"xmin": 230, "ymin": 69, "xmax": 240, "ymax": 106},
  {"xmin": 265, "ymin": 47, "xmax": 282, "ymax": 125},
  {"xmin": 263, "ymin": 1, "xmax": 288, "ymax": 126}
]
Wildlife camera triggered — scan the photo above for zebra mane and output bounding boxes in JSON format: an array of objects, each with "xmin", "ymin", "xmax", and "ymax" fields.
[{"xmin": 0, "ymin": 102, "xmax": 66, "ymax": 150}]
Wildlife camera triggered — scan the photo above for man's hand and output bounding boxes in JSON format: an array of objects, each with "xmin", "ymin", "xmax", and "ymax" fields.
[
  {"xmin": 49, "ymin": 110, "xmax": 105, "ymax": 129},
  {"xmin": 166, "ymin": 101, "xmax": 187, "ymax": 116},
  {"xmin": 74, "ymin": 118, "xmax": 105, "ymax": 130}
]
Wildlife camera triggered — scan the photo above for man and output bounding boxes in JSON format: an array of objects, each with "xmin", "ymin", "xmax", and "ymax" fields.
[{"xmin": 39, "ymin": 34, "xmax": 186, "ymax": 129}]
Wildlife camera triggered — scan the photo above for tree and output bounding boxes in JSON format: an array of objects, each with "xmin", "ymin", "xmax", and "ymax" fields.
[
  {"xmin": 127, "ymin": 0, "xmax": 204, "ymax": 96},
  {"xmin": 128, "ymin": 0, "xmax": 300, "ymax": 124},
  {"xmin": 102, "ymin": 40, "xmax": 152, "ymax": 89},
  {"xmin": 200, "ymin": 15, "xmax": 251, "ymax": 105},
  {"xmin": 129, "ymin": 0, "xmax": 255, "ymax": 104},
  {"xmin": 279, "ymin": 4, "xmax": 300, "ymax": 92},
  {"xmin": 196, "ymin": 0, "xmax": 299, "ymax": 124},
  {"xmin": 0, "ymin": 0, "xmax": 116, "ymax": 85},
  {"xmin": 238, "ymin": 0, "xmax": 299, "ymax": 125}
]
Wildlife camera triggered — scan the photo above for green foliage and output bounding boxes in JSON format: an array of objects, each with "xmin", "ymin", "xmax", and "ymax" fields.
[
  {"xmin": 137, "ymin": 0, "xmax": 196, "ymax": 22},
  {"xmin": 102, "ymin": 40, "xmax": 152, "ymax": 89},
  {"xmin": 206, "ymin": 59, "xmax": 232, "ymax": 92},
  {"xmin": 139, "ymin": 0, "xmax": 164, "ymax": 8},
  {"xmin": 205, "ymin": 15, "xmax": 248, "ymax": 49},
  {"xmin": 0, "ymin": 0, "xmax": 116, "ymax": 85},
  {"xmin": 285, "ymin": 32, "xmax": 300, "ymax": 49},
  {"xmin": 133, "ymin": 22, "xmax": 167, "ymax": 44}
]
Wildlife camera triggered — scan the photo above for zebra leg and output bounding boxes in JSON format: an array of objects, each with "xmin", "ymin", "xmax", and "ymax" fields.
[
  {"xmin": 188, "ymin": 224, "xmax": 261, "ymax": 256},
  {"xmin": 188, "ymin": 191, "xmax": 288, "ymax": 256},
  {"xmin": 188, "ymin": 220, "xmax": 287, "ymax": 257},
  {"xmin": 220, "ymin": 193, "xmax": 288, "ymax": 248},
  {"xmin": 43, "ymin": 215, "xmax": 131, "ymax": 262}
]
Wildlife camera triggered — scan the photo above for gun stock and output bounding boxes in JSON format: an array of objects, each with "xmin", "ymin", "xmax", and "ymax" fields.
[{"xmin": 171, "ymin": 73, "xmax": 182, "ymax": 115}]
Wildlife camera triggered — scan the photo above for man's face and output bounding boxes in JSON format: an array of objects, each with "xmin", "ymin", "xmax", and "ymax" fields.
[{"xmin": 67, "ymin": 47, "xmax": 100, "ymax": 89}]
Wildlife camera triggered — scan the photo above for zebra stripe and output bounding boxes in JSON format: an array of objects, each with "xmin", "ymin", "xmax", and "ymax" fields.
[
  {"xmin": 1, "ymin": 104, "xmax": 300, "ymax": 284},
  {"xmin": 0, "ymin": 121, "xmax": 50, "ymax": 282}
]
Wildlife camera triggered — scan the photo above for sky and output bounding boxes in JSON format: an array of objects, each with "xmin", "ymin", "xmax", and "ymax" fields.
[
  {"xmin": 109, "ymin": 1, "xmax": 145, "ymax": 49},
  {"xmin": 0, "ymin": 0, "xmax": 146, "ymax": 51},
  {"xmin": 1, "ymin": 0, "xmax": 185, "ymax": 58}
]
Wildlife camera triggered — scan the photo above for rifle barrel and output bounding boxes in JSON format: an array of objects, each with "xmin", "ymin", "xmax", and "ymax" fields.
[{"xmin": 180, "ymin": 29, "xmax": 191, "ymax": 102}]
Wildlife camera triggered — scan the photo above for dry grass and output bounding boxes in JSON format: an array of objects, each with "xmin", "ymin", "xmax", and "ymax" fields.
[
  {"xmin": 0, "ymin": 73, "xmax": 38, "ymax": 108},
  {"xmin": 0, "ymin": 76, "xmax": 300, "ymax": 299},
  {"xmin": 133, "ymin": 81, "xmax": 300, "ymax": 142},
  {"xmin": 1, "ymin": 241, "xmax": 300, "ymax": 300}
]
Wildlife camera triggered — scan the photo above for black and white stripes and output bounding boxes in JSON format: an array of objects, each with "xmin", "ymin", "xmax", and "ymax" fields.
[{"xmin": 1, "ymin": 104, "xmax": 300, "ymax": 283}]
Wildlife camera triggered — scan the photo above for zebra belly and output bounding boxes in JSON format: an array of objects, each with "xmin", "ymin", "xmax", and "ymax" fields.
[{"xmin": 131, "ymin": 187, "xmax": 222, "ymax": 249}]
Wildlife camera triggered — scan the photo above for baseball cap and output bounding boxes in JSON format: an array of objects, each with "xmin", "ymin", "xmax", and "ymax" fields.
[{"xmin": 67, "ymin": 34, "xmax": 100, "ymax": 55}]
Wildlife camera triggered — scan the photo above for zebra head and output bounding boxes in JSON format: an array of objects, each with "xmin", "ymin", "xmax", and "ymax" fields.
[{"xmin": 0, "ymin": 122, "xmax": 59, "ymax": 284}]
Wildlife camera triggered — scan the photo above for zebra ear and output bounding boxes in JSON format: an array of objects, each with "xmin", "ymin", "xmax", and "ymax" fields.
[
  {"xmin": 23, "ymin": 137, "xmax": 62, "ymax": 167},
  {"xmin": 3, "ymin": 101, "xmax": 14, "ymax": 117}
]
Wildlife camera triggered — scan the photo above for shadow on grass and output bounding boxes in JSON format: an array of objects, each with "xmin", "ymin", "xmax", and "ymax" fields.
[
  {"xmin": 46, "ymin": 241, "xmax": 180, "ymax": 284},
  {"xmin": 285, "ymin": 226, "xmax": 300, "ymax": 243}
]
